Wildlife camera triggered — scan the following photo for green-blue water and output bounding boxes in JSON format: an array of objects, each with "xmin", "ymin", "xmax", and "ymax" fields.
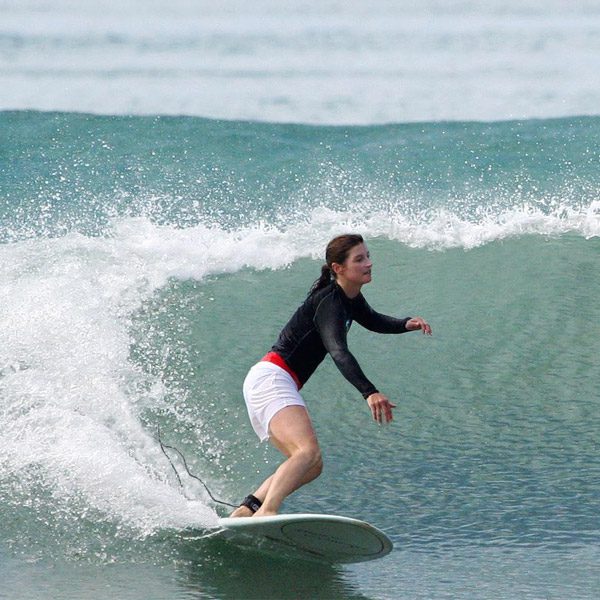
[{"xmin": 1, "ymin": 111, "xmax": 599, "ymax": 599}]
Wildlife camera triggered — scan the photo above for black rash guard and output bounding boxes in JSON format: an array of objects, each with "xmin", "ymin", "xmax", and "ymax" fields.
[{"xmin": 270, "ymin": 282, "xmax": 411, "ymax": 399}]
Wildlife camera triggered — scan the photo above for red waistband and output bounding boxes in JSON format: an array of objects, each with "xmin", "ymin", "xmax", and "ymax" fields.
[{"xmin": 261, "ymin": 352, "xmax": 302, "ymax": 390}]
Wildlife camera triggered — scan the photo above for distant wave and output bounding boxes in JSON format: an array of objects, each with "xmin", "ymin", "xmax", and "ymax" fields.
[
  {"xmin": 2, "ymin": 0, "xmax": 600, "ymax": 123},
  {"xmin": 2, "ymin": 111, "xmax": 599, "ymax": 246}
]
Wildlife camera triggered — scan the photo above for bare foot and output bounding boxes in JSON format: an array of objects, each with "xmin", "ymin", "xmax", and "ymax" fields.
[
  {"xmin": 253, "ymin": 508, "xmax": 277, "ymax": 518},
  {"xmin": 229, "ymin": 505, "xmax": 254, "ymax": 518}
]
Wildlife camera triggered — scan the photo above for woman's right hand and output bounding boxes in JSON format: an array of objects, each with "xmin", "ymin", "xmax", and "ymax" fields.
[{"xmin": 366, "ymin": 392, "xmax": 396, "ymax": 424}]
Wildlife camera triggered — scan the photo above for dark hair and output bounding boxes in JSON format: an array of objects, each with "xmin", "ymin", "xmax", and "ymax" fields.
[{"xmin": 309, "ymin": 234, "xmax": 364, "ymax": 295}]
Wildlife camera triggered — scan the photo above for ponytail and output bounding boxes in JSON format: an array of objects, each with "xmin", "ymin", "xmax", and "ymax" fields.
[{"xmin": 309, "ymin": 264, "xmax": 333, "ymax": 295}]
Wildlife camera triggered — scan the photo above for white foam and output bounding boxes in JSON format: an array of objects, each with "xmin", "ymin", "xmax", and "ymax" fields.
[
  {"xmin": 0, "ymin": 217, "xmax": 353, "ymax": 534},
  {"xmin": 0, "ymin": 230, "xmax": 225, "ymax": 534},
  {"xmin": 393, "ymin": 204, "xmax": 600, "ymax": 250},
  {"xmin": 308, "ymin": 198, "xmax": 600, "ymax": 251}
]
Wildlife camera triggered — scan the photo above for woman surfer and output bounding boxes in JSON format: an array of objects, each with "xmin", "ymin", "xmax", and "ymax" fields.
[{"xmin": 231, "ymin": 233, "xmax": 432, "ymax": 517}]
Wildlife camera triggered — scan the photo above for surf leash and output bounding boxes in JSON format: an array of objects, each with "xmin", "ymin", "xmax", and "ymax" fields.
[{"xmin": 157, "ymin": 425, "xmax": 237, "ymax": 509}]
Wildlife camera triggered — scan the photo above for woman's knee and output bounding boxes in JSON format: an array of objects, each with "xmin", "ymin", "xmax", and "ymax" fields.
[{"xmin": 300, "ymin": 443, "xmax": 323, "ymax": 474}]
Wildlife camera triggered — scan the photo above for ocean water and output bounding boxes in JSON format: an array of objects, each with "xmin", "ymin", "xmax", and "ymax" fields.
[
  {"xmin": 1, "ymin": 111, "xmax": 599, "ymax": 599},
  {"xmin": 2, "ymin": 0, "xmax": 600, "ymax": 123},
  {"xmin": 2, "ymin": 2, "xmax": 600, "ymax": 599}
]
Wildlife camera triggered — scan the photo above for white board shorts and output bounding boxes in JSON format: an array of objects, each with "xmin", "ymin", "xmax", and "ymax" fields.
[{"xmin": 243, "ymin": 361, "xmax": 306, "ymax": 442}]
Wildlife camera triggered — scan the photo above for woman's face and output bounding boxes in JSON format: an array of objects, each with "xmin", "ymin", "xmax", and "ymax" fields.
[{"xmin": 335, "ymin": 242, "xmax": 372, "ymax": 287}]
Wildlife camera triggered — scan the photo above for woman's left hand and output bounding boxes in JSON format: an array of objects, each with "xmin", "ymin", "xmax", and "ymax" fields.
[
  {"xmin": 406, "ymin": 316, "xmax": 432, "ymax": 335},
  {"xmin": 366, "ymin": 392, "xmax": 397, "ymax": 424}
]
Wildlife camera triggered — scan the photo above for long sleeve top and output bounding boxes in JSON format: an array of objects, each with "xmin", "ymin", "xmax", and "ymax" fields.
[{"xmin": 270, "ymin": 282, "xmax": 411, "ymax": 398}]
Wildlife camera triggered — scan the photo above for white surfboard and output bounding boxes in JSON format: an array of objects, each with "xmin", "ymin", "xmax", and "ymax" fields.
[{"xmin": 214, "ymin": 513, "xmax": 393, "ymax": 563}]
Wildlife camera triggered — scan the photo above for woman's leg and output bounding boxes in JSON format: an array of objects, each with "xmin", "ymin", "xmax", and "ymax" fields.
[
  {"xmin": 230, "ymin": 405, "xmax": 322, "ymax": 517},
  {"xmin": 253, "ymin": 405, "xmax": 322, "ymax": 516}
]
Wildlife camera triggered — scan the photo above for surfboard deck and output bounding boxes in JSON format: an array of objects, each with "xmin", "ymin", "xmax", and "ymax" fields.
[{"xmin": 212, "ymin": 513, "xmax": 393, "ymax": 563}]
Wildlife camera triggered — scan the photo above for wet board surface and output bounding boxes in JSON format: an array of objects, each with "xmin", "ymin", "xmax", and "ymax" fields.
[{"xmin": 213, "ymin": 513, "xmax": 393, "ymax": 563}]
